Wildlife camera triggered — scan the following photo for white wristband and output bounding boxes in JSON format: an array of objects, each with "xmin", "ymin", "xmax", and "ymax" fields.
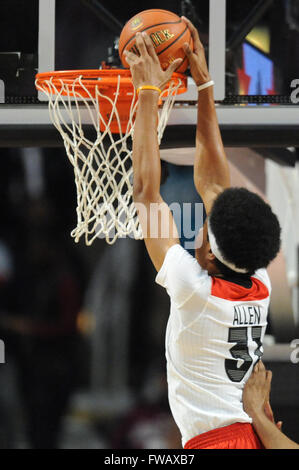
[{"xmin": 198, "ymin": 80, "xmax": 214, "ymax": 92}]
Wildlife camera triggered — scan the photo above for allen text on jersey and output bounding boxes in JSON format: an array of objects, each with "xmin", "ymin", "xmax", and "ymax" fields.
[{"xmin": 233, "ymin": 305, "xmax": 261, "ymax": 326}]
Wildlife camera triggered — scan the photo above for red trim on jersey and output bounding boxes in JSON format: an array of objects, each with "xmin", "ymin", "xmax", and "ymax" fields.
[{"xmin": 211, "ymin": 276, "xmax": 269, "ymax": 301}]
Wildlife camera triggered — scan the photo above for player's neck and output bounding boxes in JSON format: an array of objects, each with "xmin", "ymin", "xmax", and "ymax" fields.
[{"xmin": 207, "ymin": 264, "xmax": 222, "ymax": 277}]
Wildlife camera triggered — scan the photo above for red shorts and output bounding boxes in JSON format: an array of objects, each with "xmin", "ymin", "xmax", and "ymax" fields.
[{"xmin": 184, "ymin": 422, "xmax": 264, "ymax": 449}]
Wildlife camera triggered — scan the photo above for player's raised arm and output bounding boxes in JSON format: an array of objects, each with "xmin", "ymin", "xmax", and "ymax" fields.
[
  {"xmin": 125, "ymin": 32, "xmax": 182, "ymax": 272},
  {"xmin": 182, "ymin": 17, "xmax": 230, "ymax": 215}
]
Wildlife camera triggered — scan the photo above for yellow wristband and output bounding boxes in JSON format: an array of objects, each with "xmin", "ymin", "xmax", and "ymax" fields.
[{"xmin": 137, "ymin": 85, "xmax": 162, "ymax": 95}]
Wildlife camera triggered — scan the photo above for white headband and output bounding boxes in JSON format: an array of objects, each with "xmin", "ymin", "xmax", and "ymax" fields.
[{"xmin": 208, "ymin": 220, "xmax": 249, "ymax": 274}]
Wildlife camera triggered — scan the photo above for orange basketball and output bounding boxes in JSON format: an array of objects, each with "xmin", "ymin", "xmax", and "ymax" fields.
[{"xmin": 119, "ymin": 9, "xmax": 193, "ymax": 74}]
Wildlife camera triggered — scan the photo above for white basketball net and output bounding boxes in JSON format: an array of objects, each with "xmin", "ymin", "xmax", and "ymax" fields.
[{"xmin": 36, "ymin": 73, "xmax": 183, "ymax": 245}]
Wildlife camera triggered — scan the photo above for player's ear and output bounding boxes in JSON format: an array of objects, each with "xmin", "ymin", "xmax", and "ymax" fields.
[{"xmin": 207, "ymin": 249, "xmax": 216, "ymax": 261}]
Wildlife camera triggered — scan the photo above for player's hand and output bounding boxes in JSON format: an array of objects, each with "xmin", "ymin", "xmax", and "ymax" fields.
[
  {"xmin": 124, "ymin": 32, "xmax": 183, "ymax": 92},
  {"xmin": 243, "ymin": 361, "xmax": 282, "ymax": 430},
  {"xmin": 181, "ymin": 16, "xmax": 211, "ymax": 86},
  {"xmin": 243, "ymin": 361, "xmax": 272, "ymax": 416},
  {"xmin": 264, "ymin": 400, "xmax": 283, "ymax": 431},
  {"xmin": 243, "ymin": 361, "xmax": 282, "ymax": 429}
]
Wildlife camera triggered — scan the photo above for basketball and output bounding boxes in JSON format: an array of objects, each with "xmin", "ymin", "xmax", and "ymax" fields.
[{"xmin": 119, "ymin": 9, "xmax": 193, "ymax": 74}]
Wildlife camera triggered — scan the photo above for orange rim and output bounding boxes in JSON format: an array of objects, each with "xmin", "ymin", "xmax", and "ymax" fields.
[{"xmin": 35, "ymin": 69, "xmax": 187, "ymax": 100}]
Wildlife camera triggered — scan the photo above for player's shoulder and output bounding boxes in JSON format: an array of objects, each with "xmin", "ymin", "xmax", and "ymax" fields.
[
  {"xmin": 252, "ymin": 268, "xmax": 271, "ymax": 291},
  {"xmin": 162, "ymin": 244, "xmax": 200, "ymax": 269},
  {"xmin": 156, "ymin": 244, "xmax": 211, "ymax": 308},
  {"xmin": 165, "ymin": 244, "xmax": 209, "ymax": 278},
  {"xmin": 156, "ymin": 243, "xmax": 210, "ymax": 288}
]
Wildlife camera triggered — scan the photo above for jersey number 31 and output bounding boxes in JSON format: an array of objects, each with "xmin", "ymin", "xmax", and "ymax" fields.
[{"xmin": 225, "ymin": 326, "xmax": 263, "ymax": 382}]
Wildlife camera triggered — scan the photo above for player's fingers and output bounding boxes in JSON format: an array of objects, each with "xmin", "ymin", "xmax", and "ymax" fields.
[
  {"xmin": 264, "ymin": 401, "xmax": 275, "ymax": 422},
  {"xmin": 124, "ymin": 50, "xmax": 139, "ymax": 65},
  {"xmin": 265, "ymin": 370, "xmax": 272, "ymax": 398},
  {"xmin": 136, "ymin": 32, "xmax": 148, "ymax": 57},
  {"xmin": 181, "ymin": 16, "xmax": 197, "ymax": 35},
  {"xmin": 182, "ymin": 42, "xmax": 193, "ymax": 58},
  {"xmin": 142, "ymin": 32, "xmax": 159, "ymax": 62},
  {"xmin": 266, "ymin": 369, "xmax": 272, "ymax": 384},
  {"xmin": 259, "ymin": 360, "xmax": 266, "ymax": 371},
  {"xmin": 277, "ymin": 421, "xmax": 283, "ymax": 431},
  {"xmin": 259, "ymin": 361, "xmax": 267, "ymax": 383},
  {"xmin": 181, "ymin": 16, "xmax": 202, "ymax": 53},
  {"xmin": 165, "ymin": 59, "xmax": 183, "ymax": 83},
  {"xmin": 253, "ymin": 361, "xmax": 260, "ymax": 373},
  {"xmin": 168, "ymin": 58, "xmax": 183, "ymax": 75}
]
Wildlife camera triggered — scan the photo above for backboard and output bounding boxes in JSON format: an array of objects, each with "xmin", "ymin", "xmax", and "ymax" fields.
[{"xmin": 1, "ymin": 0, "xmax": 299, "ymax": 148}]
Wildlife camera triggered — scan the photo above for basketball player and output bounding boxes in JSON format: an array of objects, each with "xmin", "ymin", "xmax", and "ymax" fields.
[
  {"xmin": 243, "ymin": 361, "xmax": 299, "ymax": 449},
  {"xmin": 125, "ymin": 17, "xmax": 281, "ymax": 449}
]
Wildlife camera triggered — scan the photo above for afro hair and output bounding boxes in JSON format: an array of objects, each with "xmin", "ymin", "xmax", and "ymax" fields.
[{"xmin": 209, "ymin": 188, "xmax": 281, "ymax": 274}]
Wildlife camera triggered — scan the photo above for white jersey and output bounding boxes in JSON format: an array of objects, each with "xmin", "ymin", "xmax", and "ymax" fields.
[{"xmin": 156, "ymin": 244, "xmax": 271, "ymax": 448}]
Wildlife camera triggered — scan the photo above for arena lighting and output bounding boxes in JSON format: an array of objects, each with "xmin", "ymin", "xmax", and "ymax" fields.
[
  {"xmin": 238, "ymin": 41, "xmax": 274, "ymax": 96},
  {"xmin": 246, "ymin": 26, "xmax": 270, "ymax": 54},
  {"xmin": 227, "ymin": 0, "xmax": 274, "ymax": 51}
]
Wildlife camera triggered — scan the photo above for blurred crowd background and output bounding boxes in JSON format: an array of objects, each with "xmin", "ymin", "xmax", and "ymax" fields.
[{"xmin": 0, "ymin": 148, "xmax": 186, "ymax": 449}]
